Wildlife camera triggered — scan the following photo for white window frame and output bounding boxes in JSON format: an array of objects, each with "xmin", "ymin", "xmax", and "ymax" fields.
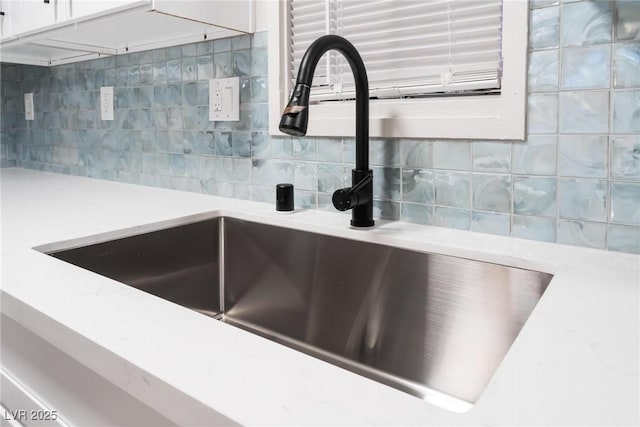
[{"xmin": 268, "ymin": 0, "xmax": 528, "ymax": 140}]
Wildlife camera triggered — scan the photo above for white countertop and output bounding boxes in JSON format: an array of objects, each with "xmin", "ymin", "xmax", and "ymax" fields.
[{"xmin": 1, "ymin": 168, "xmax": 638, "ymax": 426}]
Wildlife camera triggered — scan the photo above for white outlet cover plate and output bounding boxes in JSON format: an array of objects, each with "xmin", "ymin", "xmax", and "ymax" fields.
[
  {"xmin": 100, "ymin": 86, "xmax": 114, "ymax": 121},
  {"xmin": 209, "ymin": 77, "xmax": 240, "ymax": 122},
  {"xmin": 24, "ymin": 93, "xmax": 34, "ymax": 121}
]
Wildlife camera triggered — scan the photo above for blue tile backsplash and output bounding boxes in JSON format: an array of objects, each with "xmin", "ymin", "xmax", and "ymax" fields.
[{"xmin": 1, "ymin": 0, "xmax": 639, "ymax": 254}]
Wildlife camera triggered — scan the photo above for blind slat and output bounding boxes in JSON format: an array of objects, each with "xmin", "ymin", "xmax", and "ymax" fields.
[{"xmin": 289, "ymin": 0, "xmax": 503, "ymax": 100}]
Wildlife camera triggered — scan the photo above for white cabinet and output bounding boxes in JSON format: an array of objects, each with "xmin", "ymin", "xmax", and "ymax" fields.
[
  {"xmin": 0, "ymin": 0, "xmax": 12, "ymax": 41},
  {"xmin": 0, "ymin": 0, "xmax": 254, "ymax": 66},
  {"xmin": 66, "ymin": 0, "xmax": 142, "ymax": 21},
  {"xmin": 7, "ymin": 0, "xmax": 64, "ymax": 36}
]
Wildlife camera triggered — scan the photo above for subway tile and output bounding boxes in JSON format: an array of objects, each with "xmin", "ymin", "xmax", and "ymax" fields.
[
  {"xmin": 615, "ymin": 1, "xmax": 640, "ymax": 41},
  {"xmin": 558, "ymin": 178, "xmax": 608, "ymax": 221},
  {"xmin": 558, "ymin": 134, "xmax": 608, "ymax": 177},
  {"xmin": 530, "ymin": 6, "xmax": 560, "ymax": 49},
  {"xmin": 214, "ymin": 38, "xmax": 231, "ymax": 53},
  {"xmin": 181, "ymin": 57, "xmax": 197, "ymax": 81},
  {"xmin": 164, "ymin": 108, "xmax": 182, "ymax": 130},
  {"xmin": 240, "ymin": 77, "xmax": 251, "ymax": 103},
  {"xmin": 610, "ymin": 181, "xmax": 640, "ymax": 225},
  {"xmin": 558, "ymin": 219, "xmax": 606, "ymax": 249},
  {"xmin": 433, "ymin": 140, "xmax": 470, "ymax": 170},
  {"xmin": 472, "ymin": 173, "xmax": 511, "ymax": 213},
  {"xmin": 316, "ymin": 138, "xmax": 342, "ymax": 163},
  {"xmin": 215, "ymin": 157, "xmax": 234, "ymax": 181},
  {"xmin": 271, "ymin": 137, "xmax": 293, "ymax": 159},
  {"xmin": 402, "ymin": 169, "xmax": 434, "ymax": 204},
  {"xmin": 139, "ymin": 64, "xmax": 153, "ymax": 85},
  {"xmin": 608, "ymin": 224, "xmax": 640, "ymax": 254},
  {"xmin": 183, "ymin": 82, "xmax": 208, "ymax": 106},
  {"xmin": 401, "ymin": 139, "xmax": 433, "ymax": 168},
  {"xmin": 370, "ymin": 139, "xmax": 399, "ymax": 166},
  {"xmin": 561, "ymin": 45, "xmax": 611, "ymax": 89},
  {"xmin": 251, "ymin": 47, "xmax": 269, "ymax": 76},
  {"xmin": 528, "ymin": 50, "xmax": 559, "ymax": 92},
  {"xmin": 400, "ymin": 203, "xmax": 434, "ymax": 226},
  {"xmin": 114, "ymin": 67, "xmax": 129, "ymax": 87},
  {"xmin": 611, "ymin": 136, "xmax": 640, "ymax": 179},
  {"xmin": 232, "ymin": 35, "xmax": 251, "ymax": 50},
  {"xmin": 434, "ymin": 171, "xmax": 470, "ymax": 208},
  {"xmin": 115, "ymin": 87, "xmax": 140, "ymax": 109},
  {"xmin": 559, "ymin": 91, "xmax": 609, "ymax": 133},
  {"xmin": 214, "ymin": 131, "xmax": 232, "ymax": 156},
  {"xmin": 512, "ymin": 215, "xmax": 557, "ymax": 242},
  {"xmin": 251, "ymin": 131, "xmax": 271, "ymax": 158},
  {"xmin": 294, "ymin": 162, "xmax": 318, "ymax": 191},
  {"xmin": 233, "ymin": 158, "xmax": 252, "ymax": 183},
  {"xmin": 294, "ymin": 190, "xmax": 316, "ymax": 209},
  {"xmin": 232, "ymin": 50, "xmax": 251, "ymax": 76},
  {"xmin": 373, "ymin": 167, "xmax": 401, "ymax": 201},
  {"xmin": 435, "ymin": 206, "xmax": 470, "ymax": 231},
  {"xmin": 471, "ymin": 211, "xmax": 511, "ymax": 236},
  {"xmin": 293, "ymin": 138, "xmax": 317, "ymax": 160},
  {"xmin": 251, "ymin": 76, "xmax": 269, "ymax": 103},
  {"xmin": 234, "ymin": 104, "xmax": 252, "ymax": 131},
  {"xmin": 561, "ymin": 1, "xmax": 612, "ymax": 47},
  {"xmin": 317, "ymin": 163, "xmax": 344, "ymax": 192},
  {"xmin": 127, "ymin": 66, "xmax": 140, "ymax": 86},
  {"xmin": 197, "ymin": 55, "xmax": 214, "ymax": 80},
  {"xmin": 152, "ymin": 48, "xmax": 167, "ymax": 62},
  {"xmin": 527, "ymin": 94, "xmax": 558, "ymax": 134},
  {"xmin": 374, "ymin": 201, "xmax": 400, "ymax": 221},
  {"xmin": 152, "ymin": 63, "xmax": 167, "ymax": 84},
  {"xmin": 252, "ymin": 31, "xmax": 269, "ymax": 48},
  {"xmin": 612, "ymin": 90, "xmax": 640, "ymax": 133},
  {"xmin": 166, "ymin": 60, "xmax": 181, "ymax": 82},
  {"xmin": 183, "ymin": 155, "xmax": 202, "ymax": 178},
  {"xmin": 181, "ymin": 43, "xmax": 198, "ymax": 57},
  {"xmin": 232, "ymin": 131, "xmax": 252, "ymax": 157},
  {"xmin": 251, "ymin": 104, "xmax": 269, "ymax": 130},
  {"xmin": 140, "ymin": 86, "xmax": 154, "ymax": 108},
  {"xmin": 249, "ymin": 185, "xmax": 275, "ymax": 204},
  {"xmin": 197, "ymin": 41, "xmax": 214, "ymax": 56},
  {"xmin": 317, "ymin": 193, "xmax": 338, "ymax": 211},
  {"xmin": 472, "ymin": 141, "xmax": 511, "ymax": 172},
  {"xmin": 613, "ymin": 43, "xmax": 640, "ymax": 88},
  {"xmin": 139, "ymin": 51, "xmax": 153, "ymax": 65},
  {"xmin": 513, "ymin": 176, "xmax": 557, "ymax": 217}
]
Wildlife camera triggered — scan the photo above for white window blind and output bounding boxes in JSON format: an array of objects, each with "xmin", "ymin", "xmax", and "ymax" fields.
[{"xmin": 288, "ymin": 0, "xmax": 503, "ymax": 101}]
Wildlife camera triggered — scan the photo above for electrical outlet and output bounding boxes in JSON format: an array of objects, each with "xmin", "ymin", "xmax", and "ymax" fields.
[
  {"xmin": 100, "ymin": 86, "xmax": 114, "ymax": 121},
  {"xmin": 24, "ymin": 93, "xmax": 34, "ymax": 120},
  {"xmin": 209, "ymin": 77, "xmax": 239, "ymax": 121}
]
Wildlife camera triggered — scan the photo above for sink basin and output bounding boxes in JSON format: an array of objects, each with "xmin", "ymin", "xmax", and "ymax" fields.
[{"xmin": 43, "ymin": 215, "xmax": 553, "ymax": 412}]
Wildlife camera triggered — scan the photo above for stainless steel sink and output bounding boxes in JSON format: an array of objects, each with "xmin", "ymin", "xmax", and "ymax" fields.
[{"xmin": 44, "ymin": 215, "xmax": 553, "ymax": 412}]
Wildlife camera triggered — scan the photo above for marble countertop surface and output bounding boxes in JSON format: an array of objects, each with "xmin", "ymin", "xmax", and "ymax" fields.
[{"xmin": 2, "ymin": 168, "xmax": 638, "ymax": 426}]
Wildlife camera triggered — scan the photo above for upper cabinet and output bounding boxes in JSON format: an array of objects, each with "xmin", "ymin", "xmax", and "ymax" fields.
[{"xmin": 0, "ymin": 0, "xmax": 254, "ymax": 65}]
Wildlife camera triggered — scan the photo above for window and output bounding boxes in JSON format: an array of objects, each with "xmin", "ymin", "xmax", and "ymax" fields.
[{"xmin": 267, "ymin": 0, "xmax": 528, "ymax": 140}]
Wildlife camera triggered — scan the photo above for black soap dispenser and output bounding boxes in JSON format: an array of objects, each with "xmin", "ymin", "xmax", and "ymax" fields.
[{"xmin": 276, "ymin": 183, "xmax": 294, "ymax": 212}]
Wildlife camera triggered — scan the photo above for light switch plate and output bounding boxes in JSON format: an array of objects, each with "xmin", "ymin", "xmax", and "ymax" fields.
[
  {"xmin": 24, "ymin": 93, "xmax": 34, "ymax": 121},
  {"xmin": 209, "ymin": 77, "xmax": 240, "ymax": 121},
  {"xmin": 100, "ymin": 86, "xmax": 114, "ymax": 121}
]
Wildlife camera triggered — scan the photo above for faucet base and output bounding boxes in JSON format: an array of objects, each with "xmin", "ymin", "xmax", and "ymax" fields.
[{"xmin": 350, "ymin": 169, "xmax": 375, "ymax": 227}]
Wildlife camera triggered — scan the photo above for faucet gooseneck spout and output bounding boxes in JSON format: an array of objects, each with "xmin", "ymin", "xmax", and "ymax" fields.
[{"xmin": 279, "ymin": 35, "xmax": 374, "ymax": 227}]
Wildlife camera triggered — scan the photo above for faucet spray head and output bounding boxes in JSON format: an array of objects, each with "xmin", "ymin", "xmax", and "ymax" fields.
[{"xmin": 279, "ymin": 83, "xmax": 311, "ymax": 137}]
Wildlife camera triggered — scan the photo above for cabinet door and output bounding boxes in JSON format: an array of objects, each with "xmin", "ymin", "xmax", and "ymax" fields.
[
  {"xmin": 68, "ymin": 0, "xmax": 147, "ymax": 21},
  {"xmin": 9, "ymin": 0, "xmax": 64, "ymax": 36},
  {"xmin": 0, "ymin": 0, "xmax": 11, "ymax": 40}
]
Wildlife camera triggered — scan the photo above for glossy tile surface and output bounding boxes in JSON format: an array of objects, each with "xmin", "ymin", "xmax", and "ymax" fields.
[{"xmin": 3, "ymin": 21, "xmax": 640, "ymax": 254}]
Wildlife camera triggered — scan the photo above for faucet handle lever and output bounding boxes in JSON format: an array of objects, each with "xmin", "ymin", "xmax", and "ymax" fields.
[
  {"xmin": 350, "ymin": 171, "xmax": 372, "ymax": 193},
  {"xmin": 332, "ymin": 171, "xmax": 373, "ymax": 212}
]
